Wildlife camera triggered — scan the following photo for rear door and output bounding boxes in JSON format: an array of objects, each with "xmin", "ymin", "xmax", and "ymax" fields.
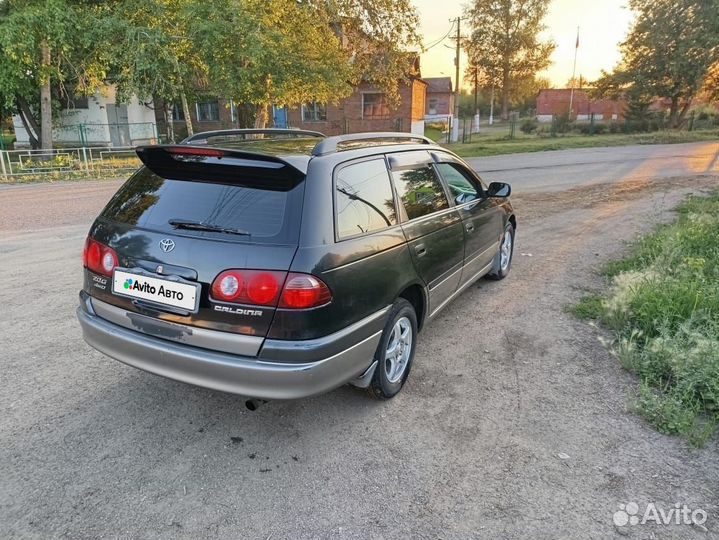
[
  {"xmin": 434, "ymin": 158, "xmax": 504, "ymax": 286},
  {"xmin": 388, "ymin": 151, "xmax": 464, "ymax": 316},
  {"xmin": 87, "ymin": 147, "xmax": 305, "ymax": 340}
]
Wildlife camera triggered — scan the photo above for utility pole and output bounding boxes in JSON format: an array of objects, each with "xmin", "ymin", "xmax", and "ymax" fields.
[
  {"xmin": 473, "ymin": 65, "xmax": 480, "ymax": 133},
  {"xmin": 489, "ymin": 81, "xmax": 495, "ymax": 125},
  {"xmin": 451, "ymin": 16, "xmax": 463, "ymax": 142}
]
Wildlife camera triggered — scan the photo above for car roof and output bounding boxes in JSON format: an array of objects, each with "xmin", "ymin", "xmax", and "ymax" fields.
[{"xmin": 181, "ymin": 129, "xmax": 447, "ymax": 175}]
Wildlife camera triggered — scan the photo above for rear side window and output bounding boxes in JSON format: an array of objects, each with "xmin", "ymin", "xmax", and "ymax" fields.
[
  {"xmin": 391, "ymin": 164, "xmax": 449, "ymax": 220},
  {"xmin": 101, "ymin": 168, "xmax": 303, "ymax": 244},
  {"xmin": 335, "ymin": 158, "xmax": 397, "ymax": 239}
]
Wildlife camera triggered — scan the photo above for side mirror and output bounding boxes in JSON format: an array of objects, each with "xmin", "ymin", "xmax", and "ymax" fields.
[{"xmin": 487, "ymin": 182, "xmax": 511, "ymax": 198}]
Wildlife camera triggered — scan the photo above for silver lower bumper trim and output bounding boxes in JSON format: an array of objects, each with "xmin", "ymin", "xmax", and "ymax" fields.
[{"xmin": 77, "ymin": 300, "xmax": 382, "ymax": 400}]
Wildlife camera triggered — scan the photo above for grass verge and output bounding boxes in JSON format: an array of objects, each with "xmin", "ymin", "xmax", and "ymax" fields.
[
  {"xmin": 573, "ymin": 191, "xmax": 719, "ymax": 446},
  {"xmin": 444, "ymin": 129, "xmax": 719, "ymax": 158}
]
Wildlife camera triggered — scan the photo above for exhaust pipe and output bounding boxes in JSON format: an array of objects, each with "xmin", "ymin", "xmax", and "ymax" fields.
[{"xmin": 245, "ymin": 398, "xmax": 268, "ymax": 411}]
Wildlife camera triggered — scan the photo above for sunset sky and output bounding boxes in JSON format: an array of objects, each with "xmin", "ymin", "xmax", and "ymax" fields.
[{"xmin": 414, "ymin": 0, "xmax": 636, "ymax": 89}]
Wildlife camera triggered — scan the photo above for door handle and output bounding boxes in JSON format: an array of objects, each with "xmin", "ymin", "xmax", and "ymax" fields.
[
  {"xmin": 415, "ymin": 243, "xmax": 427, "ymax": 257},
  {"xmin": 465, "ymin": 223, "xmax": 475, "ymax": 233}
]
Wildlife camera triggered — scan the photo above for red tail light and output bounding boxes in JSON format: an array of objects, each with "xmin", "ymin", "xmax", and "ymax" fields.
[
  {"xmin": 211, "ymin": 270, "xmax": 285, "ymax": 306},
  {"xmin": 83, "ymin": 237, "xmax": 119, "ymax": 277},
  {"xmin": 279, "ymin": 273, "xmax": 332, "ymax": 309},
  {"xmin": 211, "ymin": 270, "xmax": 331, "ymax": 309}
]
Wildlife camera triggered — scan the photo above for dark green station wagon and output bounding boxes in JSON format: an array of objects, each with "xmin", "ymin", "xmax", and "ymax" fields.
[{"xmin": 77, "ymin": 130, "xmax": 515, "ymax": 406}]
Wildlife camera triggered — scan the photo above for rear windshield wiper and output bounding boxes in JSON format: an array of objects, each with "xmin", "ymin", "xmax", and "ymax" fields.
[{"xmin": 168, "ymin": 219, "xmax": 251, "ymax": 236}]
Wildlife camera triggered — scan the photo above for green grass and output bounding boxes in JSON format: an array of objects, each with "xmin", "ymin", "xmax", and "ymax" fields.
[
  {"xmin": 568, "ymin": 294, "xmax": 605, "ymax": 320},
  {"xmin": 444, "ymin": 129, "xmax": 719, "ymax": 158},
  {"xmin": 424, "ymin": 126, "xmax": 445, "ymax": 142},
  {"xmin": 572, "ymin": 191, "xmax": 719, "ymax": 446}
]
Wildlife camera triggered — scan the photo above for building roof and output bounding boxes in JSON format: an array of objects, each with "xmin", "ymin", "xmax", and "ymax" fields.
[{"xmin": 423, "ymin": 77, "xmax": 453, "ymax": 93}]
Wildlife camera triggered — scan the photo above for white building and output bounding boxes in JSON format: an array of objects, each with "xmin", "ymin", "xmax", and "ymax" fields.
[{"xmin": 12, "ymin": 86, "xmax": 158, "ymax": 148}]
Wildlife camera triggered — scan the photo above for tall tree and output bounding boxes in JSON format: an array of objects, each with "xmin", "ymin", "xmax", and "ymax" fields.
[
  {"xmin": 463, "ymin": 0, "xmax": 555, "ymax": 121},
  {"xmin": 0, "ymin": 0, "xmax": 110, "ymax": 149},
  {"xmin": 108, "ymin": 0, "xmax": 208, "ymax": 137},
  {"xmin": 595, "ymin": 0, "xmax": 719, "ymax": 128},
  {"xmin": 195, "ymin": 0, "xmax": 421, "ymax": 127}
]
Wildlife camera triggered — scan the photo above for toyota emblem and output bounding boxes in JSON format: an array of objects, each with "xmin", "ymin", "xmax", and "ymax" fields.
[{"xmin": 159, "ymin": 238, "xmax": 176, "ymax": 253}]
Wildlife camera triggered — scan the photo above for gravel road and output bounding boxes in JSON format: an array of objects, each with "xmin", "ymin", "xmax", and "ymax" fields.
[{"xmin": 2, "ymin": 143, "xmax": 718, "ymax": 539}]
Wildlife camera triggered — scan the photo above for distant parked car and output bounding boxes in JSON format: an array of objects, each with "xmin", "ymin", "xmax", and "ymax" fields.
[{"xmin": 77, "ymin": 129, "xmax": 515, "ymax": 404}]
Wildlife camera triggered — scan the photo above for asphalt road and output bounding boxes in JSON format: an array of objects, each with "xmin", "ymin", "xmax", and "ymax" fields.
[
  {"xmin": 467, "ymin": 140, "xmax": 719, "ymax": 192},
  {"xmin": 2, "ymin": 142, "xmax": 718, "ymax": 539}
]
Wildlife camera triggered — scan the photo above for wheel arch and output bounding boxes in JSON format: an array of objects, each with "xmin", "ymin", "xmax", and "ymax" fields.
[{"xmin": 397, "ymin": 282, "xmax": 428, "ymax": 331}]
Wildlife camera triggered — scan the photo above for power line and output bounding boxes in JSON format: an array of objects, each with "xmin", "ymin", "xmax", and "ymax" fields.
[{"xmin": 422, "ymin": 20, "xmax": 456, "ymax": 52}]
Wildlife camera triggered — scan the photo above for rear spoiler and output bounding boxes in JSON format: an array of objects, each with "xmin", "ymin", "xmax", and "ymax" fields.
[{"xmin": 135, "ymin": 145, "xmax": 306, "ymax": 191}]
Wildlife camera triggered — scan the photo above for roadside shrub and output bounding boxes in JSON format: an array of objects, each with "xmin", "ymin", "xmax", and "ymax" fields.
[
  {"xmin": 573, "ymin": 191, "xmax": 719, "ymax": 445},
  {"xmin": 550, "ymin": 113, "xmax": 571, "ymax": 136},
  {"xmin": 576, "ymin": 123, "xmax": 608, "ymax": 135},
  {"xmin": 608, "ymin": 122, "xmax": 622, "ymax": 134},
  {"xmin": 520, "ymin": 118, "xmax": 538, "ymax": 134}
]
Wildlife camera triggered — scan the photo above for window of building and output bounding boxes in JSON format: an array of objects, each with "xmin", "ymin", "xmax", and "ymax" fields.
[
  {"xmin": 335, "ymin": 159, "xmax": 397, "ymax": 239},
  {"xmin": 230, "ymin": 100, "xmax": 237, "ymax": 123},
  {"xmin": 301, "ymin": 102, "xmax": 327, "ymax": 122},
  {"xmin": 171, "ymin": 104, "xmax": 185, "ymax": 121},
  {"xmin": 196, "ymin": 100, "xmax": 220, "ymax": 122},
  {"xmin": 362, "ymin": 93, "xmax": 390, "ymax": 119},
  {"xmin": 391, "ymin": 164, "xmax": 449, "ymax": 220},
  {"xmin": 428, "ymin": 98, "xmax": 438, "ymax": 115},
  {"xmin": 62, "ymin": 91, "xmax": 89, "ymax": 109}
]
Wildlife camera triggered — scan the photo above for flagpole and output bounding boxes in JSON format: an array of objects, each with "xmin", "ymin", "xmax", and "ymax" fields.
[{"xmin": 568, "ymin": 26, "xmax": 579, "ymax": 119}]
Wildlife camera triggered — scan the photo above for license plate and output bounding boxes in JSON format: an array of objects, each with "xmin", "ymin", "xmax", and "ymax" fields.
[{"xmin": 112, "ymin": 269, "xmax": 200, "ymax": 312}]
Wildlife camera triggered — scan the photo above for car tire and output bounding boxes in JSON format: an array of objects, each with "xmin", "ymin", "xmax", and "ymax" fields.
[
  {"xmin": 487, "ymin": 222, "xmax": 514, "ymax": 280},
  {"xmin": 368, "ymin": 298, "xmax": 418, "ymax": 400}
]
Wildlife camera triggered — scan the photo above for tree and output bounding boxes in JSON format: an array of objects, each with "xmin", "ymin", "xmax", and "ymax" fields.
[
  {"xmin": 463, "ymin": 0, "xmax": 556, "ymax": 121},
  {"xmin": 195, "ymin": 0, "xmax": 421, "ymax": 127},
  {"xmin": 699, "ymin": 61, "xmax": 719, "ymax": 102},
  {"xmin": 108, "ymin": 0, "xmax": 209, "ymax": 137},
  {"xmin": 0, "ymin": 0, "xmax": 111, "ymax": 149},
  {"xmin": 594, "ymin": 0, "xmax": 719, "ymax": 128}
]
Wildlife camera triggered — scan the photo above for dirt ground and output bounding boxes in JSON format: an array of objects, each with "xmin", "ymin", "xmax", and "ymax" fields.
[{"xmin": 1, "ymin": 174, "xmax": 718, "ymax": 539}]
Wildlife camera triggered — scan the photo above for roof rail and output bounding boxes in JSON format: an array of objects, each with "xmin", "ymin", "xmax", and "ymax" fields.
[
  {"xmin": 182, "ymin": 128, "xmax": 326, "ymax": 145},
  {"xmin": 311, "ymin": 132, "xmax": 435, "ymax": 156}
]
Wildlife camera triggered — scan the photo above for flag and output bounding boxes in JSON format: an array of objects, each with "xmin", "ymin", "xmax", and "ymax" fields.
[{"xmin": 575, "ymin": 28, "xmax": 580, "ymax": 49}]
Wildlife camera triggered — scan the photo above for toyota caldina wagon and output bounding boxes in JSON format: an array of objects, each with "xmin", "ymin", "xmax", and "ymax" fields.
[{"xmin": 77, "ymin": 130, "xmax": 515, "ymax": 403}]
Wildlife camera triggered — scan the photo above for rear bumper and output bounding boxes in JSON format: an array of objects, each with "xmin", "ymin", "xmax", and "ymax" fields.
[{"xmin": 77, "ymin": 292, "xmax": 386, "ymax": 400}]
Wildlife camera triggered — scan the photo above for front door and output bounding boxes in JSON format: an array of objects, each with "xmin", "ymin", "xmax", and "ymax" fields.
[
  {"xmin": 435, "ymin": 159, "xmax": 504, "ymax": 285},
  {"xmin": 273, "ymin": 106, "xmax": 288, "ymax": 128},
  {"xmin": 388, "ymin": 151, "xmax": 465, "ymax": 316},
  {"xmin": 106, "ymin": 103, "xmax": 131, "ymax": 147}
]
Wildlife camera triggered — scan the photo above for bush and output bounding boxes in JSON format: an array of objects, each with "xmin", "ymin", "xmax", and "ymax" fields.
[
  {"xmin": 575, "ymin": 123, "xmax": 608, "ymax": 135},
  {"xmin": 573, "ymin": 191, "xmax": 719, "ymax": 445},
  {"xmin": 520, "ymin": 118, "xmax": 538, "ymax": 134},
  {"xmin": 550, "ymin": 113, "xmax": 572, "ymax": 136}
]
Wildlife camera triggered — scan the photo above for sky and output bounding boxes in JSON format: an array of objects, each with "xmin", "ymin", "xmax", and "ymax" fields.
[{"xmin": 413, "ymin": 0, "xmax": 636, "ymax": 89}]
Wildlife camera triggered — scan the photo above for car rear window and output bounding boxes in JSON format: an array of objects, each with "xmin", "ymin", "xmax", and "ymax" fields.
[{"xmin": 101, "ymin": 167, "xmax": 304, "ymax": 244}]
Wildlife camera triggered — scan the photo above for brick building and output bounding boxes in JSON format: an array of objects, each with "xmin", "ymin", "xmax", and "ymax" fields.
[
  {"xmin": 154, "ymin": 57, "xmax": 429, "ymax": 140},
  {"xmin": 286, "ymin": 78, "xmax": 427, "ymax": 137},
  {"xmin": 536, "ymin": 89, "xmax": 625, "ymax": 122},
  {"xmin": 423, "ymin": 77, "xmax": 454, "ymax": 116}
]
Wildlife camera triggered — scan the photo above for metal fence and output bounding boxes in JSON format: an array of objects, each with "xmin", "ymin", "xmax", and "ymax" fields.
[
  {"xmin": 53, "ymin": 122, "xmax": 158, "ymax": 147},
  {"xmin": 0, "ymin": 146, "xmax": 141, "ymax": 182}
]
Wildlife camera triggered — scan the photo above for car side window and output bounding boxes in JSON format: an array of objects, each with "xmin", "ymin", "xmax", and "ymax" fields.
[
  {"xmin": 335, "ymin": 158, "xmax": 397, "ymax": 239},
  {"xmin": 435, "ymin": 162, "xmax": 483, "ymax": 204},
  {"xmin": 391, "ymin": 164, "xmax": 450, "ymax": 220}
]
